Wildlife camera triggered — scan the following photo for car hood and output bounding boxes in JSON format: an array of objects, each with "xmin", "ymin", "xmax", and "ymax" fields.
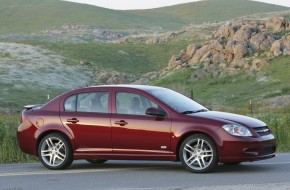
[{"xmin": 191, "ymin": 111, "xmax": 266, "ymax": 128}]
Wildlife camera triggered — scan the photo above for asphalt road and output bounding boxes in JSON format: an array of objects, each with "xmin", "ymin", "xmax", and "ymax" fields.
[{"xmin": 0, "ymin": 153, "xmax": 289, "ymax": 190}]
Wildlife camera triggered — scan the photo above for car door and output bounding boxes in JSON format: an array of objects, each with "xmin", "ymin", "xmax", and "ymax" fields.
[
  {"xmin": 60, "ymin": 91, "xmax": 112, "ymax": 153},
  {"xmin": 111, "ymin": 90, "xmax": 172, "ymax": 155}
]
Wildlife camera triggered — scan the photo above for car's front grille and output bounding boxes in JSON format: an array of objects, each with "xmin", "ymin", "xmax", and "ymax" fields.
[
  {"xmin": 253, "ymin": 126, "xmax": 271, "ymax": 136},
  {"xmin": 261, "ymin": 146, "xmax": 276, "ymax": 155}
]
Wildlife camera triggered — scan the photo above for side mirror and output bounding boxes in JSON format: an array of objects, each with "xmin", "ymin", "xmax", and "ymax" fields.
[{"xmin": 145, "ymin": 107, "xmax": 166, "ymax": 117}]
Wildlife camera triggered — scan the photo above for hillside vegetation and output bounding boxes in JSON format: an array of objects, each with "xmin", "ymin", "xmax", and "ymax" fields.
[
  {"xmin": 0, "ymin": 0, "xmax": 288, "ymax": 34},
  {"xmin": 151, "ymin": 56, "xmax": 290, "ymax": 113},
  {"xmin": 129, "ymin": 0, "xmax": 288, "ymax": 25}
]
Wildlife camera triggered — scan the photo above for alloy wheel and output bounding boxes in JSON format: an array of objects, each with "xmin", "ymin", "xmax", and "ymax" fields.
[
  {"xmin": 38, "ymin": 133, "xmax": 73, "ymax": 170},
  {"xmin": 41, "ymin": 137, "xmax": 66, "ymax": 167},
  {"xmin": 180, "ymin": 134, "xmax": 218, "ymax": 173}
]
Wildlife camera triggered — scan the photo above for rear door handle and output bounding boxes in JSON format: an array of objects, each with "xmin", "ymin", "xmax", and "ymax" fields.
[
  {"xmin": 67, "ymin": 118, "xmax": 79, "ymax": 124},
  {"xmin": 114, "ymin": 120, "xmax": 128, "ymax": 126}
]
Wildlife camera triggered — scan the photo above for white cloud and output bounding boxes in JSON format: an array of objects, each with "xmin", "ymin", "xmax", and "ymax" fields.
[{"xmin": 62, "ymin": 0, "xmax": 202, "ymax": 10}]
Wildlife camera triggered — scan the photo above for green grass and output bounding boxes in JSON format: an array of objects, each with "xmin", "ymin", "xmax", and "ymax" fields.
[
  {"xmin": 42, "ymin": 41, "xmax": 190, "ymax": 75},
  {"xmin": 251, "ymin": 113, "xmax": 290, "ymax": 152},
  {"xmin": 0, "ymin": 0, "xmax": 288, "ymax": 34},
  {"xmin": 0, "ymin": 115, "xmax": 36, "ymax": 163},
  {"xmin": 0, "ymin": 83, "xmax": 66, "ymax": 112}
]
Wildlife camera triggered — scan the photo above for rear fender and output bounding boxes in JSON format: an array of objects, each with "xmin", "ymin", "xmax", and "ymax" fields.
[{"xmin": 35, "ymin": 124, "xmax": 76, "ymax": 152}]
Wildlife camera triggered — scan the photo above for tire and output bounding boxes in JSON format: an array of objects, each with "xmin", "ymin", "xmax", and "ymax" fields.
[
  {"xmin": 179, "ymin": 134, "xmax": 218, "ymax": 173},
  {"xmin": 86, "ymin": 159, "xmax": 108, "ymax": 164},
  {"xmin": 38, "ymin": 133, "xmax": 73, "ymax": 170}
]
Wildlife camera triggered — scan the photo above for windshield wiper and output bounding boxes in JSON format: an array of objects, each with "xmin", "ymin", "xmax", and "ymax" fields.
[{"xmin": 180, "ymin": 109, "xmax": 208, "ymax": 114}]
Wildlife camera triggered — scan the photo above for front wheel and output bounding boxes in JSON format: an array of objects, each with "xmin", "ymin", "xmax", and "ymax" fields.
[
  {"xmin": 38, "ymin": 133, "xmax": 73, "ymax": 170},
  {"xmin": 179, "ymin": 134, "xmax": 218, "ymax": 173}
]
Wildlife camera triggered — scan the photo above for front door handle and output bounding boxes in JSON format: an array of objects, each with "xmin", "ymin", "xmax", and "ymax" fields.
[
  {"xmin": 114, "ymin": 120, "xmax": 128, "ymax": 126},
  {"xmin": 67, "ymin": 118, "xmax": 79, "ymax": 124}
]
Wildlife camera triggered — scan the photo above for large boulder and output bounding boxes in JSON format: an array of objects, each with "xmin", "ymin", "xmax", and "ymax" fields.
[
  {"xmin": 266, "ymin": 17, "xmax": 286, "ymax": 32},
  {"xmin": 211, "ymin": 40, "xmax": 224, "ymax": 52},
  {"xmin": 168, "ymin": 55, "xmax": 183, "ymax": 68},
  {"xmin": 186, "ymin": 44, "xmax": 200, "ymax": 58},
  {"xmin": 250, "ymin": 32, "xmax": 273, "ymax": 51},
  {"xmin": 270, "ymin": 40, "xmax": 283, "ymax": 57},
  {"xmin": 212, "ymin": 52, "xmax": 225, "ymax": 63},
  {"xmin": 229, "ymin": 58, "xmax": 249, "ymax": 69},
  {"xmin": 213, "ymin": 22, "xmax": 238, "ymax": 39},
  {"xmin": 192, "ymin": 44, "xmax": 210, "ymax": 62},
  {"xmin": 200, "ymin": 51, "xmax": 211, "ymax": 62},
  {"xmin": 225, "ymin": 40, "xmax": 235, "ymax": 54},
  {"xmin": 233, "ymin": 42, "xmax": 249, "ymax": 58},
  {"xmin": 269, "ymin": 37, "xmax": 290, "ymax": 57},
  {"xmin": 234, "ymin": 25, "xmax": 258, "ymax": 41}
]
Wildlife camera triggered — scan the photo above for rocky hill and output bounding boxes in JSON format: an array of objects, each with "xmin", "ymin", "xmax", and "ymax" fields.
[{"xmin": 134, "ymin": 16, "xmax": 290, "ymax": 84}]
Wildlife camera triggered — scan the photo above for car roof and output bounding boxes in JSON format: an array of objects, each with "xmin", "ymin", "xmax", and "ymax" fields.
[{"xmin": 87, "ymin": 85, "xmax": 166, "ymax": 91}]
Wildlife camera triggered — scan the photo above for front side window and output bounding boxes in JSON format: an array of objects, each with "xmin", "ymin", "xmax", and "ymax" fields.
[
  {"xmin": 147, "ymin": 88, "xmax": 207, "ymax": 113},
  {"xmin": 64, "ymin": 92, "xmax": 108, "ymax": 113},
  {"xmin": 116, "ymin": 92, "xmax": 158, "ymax": 115}
]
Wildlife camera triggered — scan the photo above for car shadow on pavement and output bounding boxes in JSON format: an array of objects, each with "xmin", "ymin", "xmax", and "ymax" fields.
[
  {"xmin": 68, "ymin": 160, "xmax": 183, "ymax": 170},
  {"xmin": 212, "ymin": 163, "xmax": 275, "ymax": 174},
  {"xmin": 66, "ymin": 160, "xmax": 275, "ymax": 174}
]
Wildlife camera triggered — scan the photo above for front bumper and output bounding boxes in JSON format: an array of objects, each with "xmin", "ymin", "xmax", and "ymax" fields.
[{"xmin": 216, "ymin": 128, "xmax": 276, "ymax": 163}]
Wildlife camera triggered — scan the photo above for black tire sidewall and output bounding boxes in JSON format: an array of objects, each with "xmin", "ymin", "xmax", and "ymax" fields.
[
  {"xmin": 38, "ymin": 133, "xmax": 73, "ymax": 170},
  {"xmin": 179, "ymin": 134, "xmax": 218, "ymax": 173}
]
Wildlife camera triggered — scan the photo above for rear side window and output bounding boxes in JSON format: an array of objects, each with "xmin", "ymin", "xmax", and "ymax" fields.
[
  {"xmin": 64, "ymin": 92, "xmax": 109, "ymax": 113},
  {"xmin": 64, "ymin": 95, "xmax": 77, "ymax": 112}
]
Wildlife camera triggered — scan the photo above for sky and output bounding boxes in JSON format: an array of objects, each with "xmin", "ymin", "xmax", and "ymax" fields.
[{"xmin": 63, "ymin": 0, "xmax": 290, "ymax": 10}]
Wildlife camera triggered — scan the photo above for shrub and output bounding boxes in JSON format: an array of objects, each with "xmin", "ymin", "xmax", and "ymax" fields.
[
  {"xmin": 251, "ymin": 113, "xmax": 290, "ymax": 152},
  {"xmin": 0, "ymin": 115, "xmax": 35, "ymax": 163}
]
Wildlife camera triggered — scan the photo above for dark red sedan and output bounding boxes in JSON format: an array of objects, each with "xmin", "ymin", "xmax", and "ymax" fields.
[{"xmin": 17, "ymin": 85, "xmax": 276, "ymax": 173}]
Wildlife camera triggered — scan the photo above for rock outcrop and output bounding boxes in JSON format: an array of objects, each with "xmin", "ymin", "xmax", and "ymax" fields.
[{"xmin": 133, "ymin": 17, "xmax": 290, "ymax": 84}]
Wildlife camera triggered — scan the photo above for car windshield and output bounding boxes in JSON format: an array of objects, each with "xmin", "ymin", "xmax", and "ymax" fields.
[{"xmin": 147, "ymin": 88, "xmax": 208, "ymax": 113}]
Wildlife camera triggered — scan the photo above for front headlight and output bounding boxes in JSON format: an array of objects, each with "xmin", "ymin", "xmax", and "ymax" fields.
[{"xmin": 222, "ymin": 124, "xmax": 252, "ymax": 137}]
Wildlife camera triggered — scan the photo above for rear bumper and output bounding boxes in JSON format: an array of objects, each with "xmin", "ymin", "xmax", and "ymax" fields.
[{"xmin": 17, "ymin": 119, "xmax": 38, "ymax": 156}]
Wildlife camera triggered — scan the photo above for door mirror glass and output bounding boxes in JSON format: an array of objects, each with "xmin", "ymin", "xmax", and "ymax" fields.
[{"xmin": 145, "ymin": 107, "xmax": 166, "ymax": 117}]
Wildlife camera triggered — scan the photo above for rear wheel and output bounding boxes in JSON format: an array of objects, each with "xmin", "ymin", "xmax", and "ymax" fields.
[
  {"xmin": 179, "ymin": 134, "xmax": 218, "ymax": 173},
  {"xmin": 38, "ymin": 133, "xmax": 73, "ymax": 170},
  {"xmin": 86, "ymin": 159, "xmax": 107, "ymax": 164}
]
